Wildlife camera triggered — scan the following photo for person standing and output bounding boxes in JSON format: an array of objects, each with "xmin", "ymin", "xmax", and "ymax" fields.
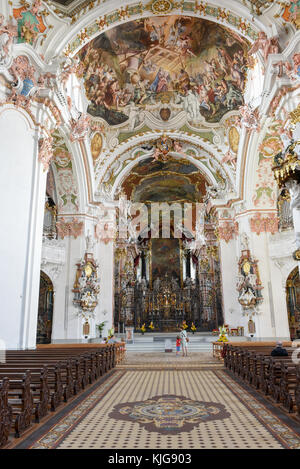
[
  {"xmin": 176, "ymin": 335, "xmax": 181, "ymax": 356},
  {"xmin": 180, "ymin": 327, "xmax": 188, "ymax": 357}
]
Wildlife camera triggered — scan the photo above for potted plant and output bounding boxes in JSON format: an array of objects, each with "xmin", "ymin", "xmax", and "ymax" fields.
[
  {"xmin": 96, "ymin": 321, "xmax": 107, "ymax": 338},
  {"xmin": 140, "ymin": 323, "xmax": 146, "ymax": 335},
  {"xmin": 191, "ymin": 323, "xmax": 196, "ymax": 334}
]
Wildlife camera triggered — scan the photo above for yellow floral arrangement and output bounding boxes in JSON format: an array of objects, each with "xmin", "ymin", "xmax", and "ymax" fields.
[
  {"xmin": 140, "ymin": 323, "xmax": 146, "ymax": 333},
  {"xmin": 182, "ymin": 321, "xmax": 188, "ymax": 330},
  {"xmin": 149, "ymin": 322, "xmax": 154, "ymax": 330},
  {"xmin": 217, "ymin": 325, "xmax": 229, "ymax": 343},
  {"xmin": 191, "ymin": 323, "xmax": 197, "ymax": 332}
]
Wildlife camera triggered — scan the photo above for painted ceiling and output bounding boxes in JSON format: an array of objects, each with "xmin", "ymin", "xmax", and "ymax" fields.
[
  {"xmin": 77, "ymin": 15, "xmax": 250, "ymax": 127},
  {"xmin": 121, "ymin": 157, "xmax": 207, "ymax": 202}
]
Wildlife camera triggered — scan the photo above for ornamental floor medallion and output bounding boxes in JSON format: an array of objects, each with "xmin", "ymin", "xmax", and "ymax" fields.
[{"xmin": 109, "ymin": 394, "xmax": 230, "ymax": 434}]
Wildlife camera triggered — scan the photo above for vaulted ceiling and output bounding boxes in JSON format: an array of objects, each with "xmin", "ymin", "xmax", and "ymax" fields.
[
  {"xmin": 77, "ymin": 15, "xmax": 250, "ymax": 128},
  {"xmin": 121, "ymin": 157, "xmax": 207, "ymax": 203}
]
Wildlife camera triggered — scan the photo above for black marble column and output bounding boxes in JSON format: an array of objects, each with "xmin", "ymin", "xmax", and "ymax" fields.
[
  {"xmin": 141, "ymin": 252, "xmax": 146, "ymax": 279},
  {"xmin": 186, "ymin": 251, "xmax": 191, "ymax": 279}
]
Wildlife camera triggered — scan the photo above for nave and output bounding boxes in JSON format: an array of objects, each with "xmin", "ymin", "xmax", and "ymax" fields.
[{"xmin": 3, "ymin": 346, "xmax": 300, "ymax": 450}]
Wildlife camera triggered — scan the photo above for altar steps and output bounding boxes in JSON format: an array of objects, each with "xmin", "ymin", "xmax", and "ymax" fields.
[{"xmin": 123, "ymin": 334, "xmax": 215, "ymax": 353}]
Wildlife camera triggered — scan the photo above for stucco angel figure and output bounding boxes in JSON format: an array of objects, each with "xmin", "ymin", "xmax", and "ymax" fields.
[
  {"xmin": 236, "ymin": 274, "xmax": 244, "ymax": 291},
  {"xmin": 70, "ymin": 113, "xmax": 90, "ymax": 141},
  {"xmin": 85, "ymin": 230, "xmax": 95, "ymax": 253},
  {"xmin": 247, "ymin": 273, "xmax": 257, "ymax": 289},
  {"xmin": 205, "ymin": 183, "xmax": 218, "ymax": 199},
  {"xmin": 285, "ymin": 179, "xmax": 300, "ymax": 211},
  {"xmin": 239, "ymin": 104, "xmax": 260, "ymax": 131},
  {"xmin": 0, "ymin": 15, "xmax": 17, "ymax": 67},
  {"xmin": 153, "ymin": 147, "xmax": 161, "ymax": 161},
  {"xmin": 248, "ymin": 31, "xmax": 279, "ymax": 65},
  {"xmin": 78, "ymin": 275, "xmax": 87, "ymax": 290},
  {"xmin": 205, "ymin": 181, "xmax": 226, "ymax": 200},
  {"xmin": 240, "ymin": 232, "xmax": 249, "ymax": 251}
]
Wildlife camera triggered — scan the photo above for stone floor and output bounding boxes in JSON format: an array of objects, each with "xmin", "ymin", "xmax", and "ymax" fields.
[{"xmin": 14, "ymin": 352, "xmax": 300, "ymax": 450}]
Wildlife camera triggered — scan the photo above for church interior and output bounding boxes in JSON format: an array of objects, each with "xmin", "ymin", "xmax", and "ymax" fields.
[{"xmin": 0, "ymin": 0, "xmax": 300, "ymax": 452}]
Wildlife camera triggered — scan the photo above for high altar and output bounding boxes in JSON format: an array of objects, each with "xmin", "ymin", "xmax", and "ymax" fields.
[{"xmin": 114, "ymin": 218, "xmax": 224, "ymax": 332}]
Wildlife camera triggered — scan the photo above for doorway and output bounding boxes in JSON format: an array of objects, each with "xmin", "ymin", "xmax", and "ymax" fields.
[
  {"xmin": 36, "ymin": 271, "xmax": 54, "ymax": 344},
  {"xmin": 286, "ymin": 267, "xmax": 300, "ymax": 340}
]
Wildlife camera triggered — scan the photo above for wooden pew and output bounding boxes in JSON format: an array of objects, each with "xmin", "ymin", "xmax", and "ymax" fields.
[
  {"xmin": 296, "ymin": 365, "xmax": 300, "ymax": 417},
  {"xmin": 0, "ymin": 378, "xmax": 13, "ymax": 447},
  {"xmin": 0, "ymin": 344, "xmax": 122, "ymax": 447},
  {"xmin": 0, "ymin": 371, "xmax": 35, "ymax": 438},
  {"xmin": 279, "ymin": 361, "xmax": 298, "ymax": 412}
]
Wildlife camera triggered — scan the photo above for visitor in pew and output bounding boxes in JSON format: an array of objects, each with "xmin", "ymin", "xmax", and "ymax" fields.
[
  {"xmin": 271, "ymin": 341, "xmax": 288, "ymax": 357},
  {"xmin": 101, "ymin": 337, "xmax": 107, "ymax": 344}
]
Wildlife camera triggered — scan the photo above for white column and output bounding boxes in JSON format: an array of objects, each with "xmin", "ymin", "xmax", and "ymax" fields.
[
  {"xmin": 248, "ymin": 230, "xmax": 290, "ymax": 339},
  {"xmin": 96, "ymin": 240, "xmax": 114, "ymax": 337},
  {"xmin": 218, "ymin": 238, "xmax": 245, "ymax": 330},
  {"xmin": 0, "ymin": 108, "xmax": 47, "ymax": 349}
]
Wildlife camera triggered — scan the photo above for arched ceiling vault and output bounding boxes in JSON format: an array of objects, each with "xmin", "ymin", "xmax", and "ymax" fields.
[
  {"xmin": 43, "ymin": 0, "xmax": 278, "ymax": 61},
  {"xmin": 3, "ymin": 1, "xmax": 298, "ymax": 216},
  {"xmin": 92, "ymin": 130, "xmax": 235, "ymax": 203}
]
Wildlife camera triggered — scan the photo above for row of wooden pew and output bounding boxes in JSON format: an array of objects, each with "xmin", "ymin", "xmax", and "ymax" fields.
[
  {"xmin": 0, "ymin": 343, "xmax": 125, "ymax": 448},
  {"xmin": 223, "ymin": 344, "xmax": 300, "ymax": 417}
]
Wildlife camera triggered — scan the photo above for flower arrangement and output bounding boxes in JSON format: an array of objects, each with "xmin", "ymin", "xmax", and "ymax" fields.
[
  {"xmin": 217, "ymin": 325, "xmax": 229, "ymax": 343},
  {"xmin": 191, "ymin": 323, "xmax": 196, "ymax": 334},
  {"xmin": 140, "ymin": 323, "xmax": 146, "ymax": 334},
  {"xmin": 182, "ymin": 321, "xmax": 188, "ymax": 330},
  {"xmin": 149, "ymin": 321, "xmax": 154, "ymax": 330}
]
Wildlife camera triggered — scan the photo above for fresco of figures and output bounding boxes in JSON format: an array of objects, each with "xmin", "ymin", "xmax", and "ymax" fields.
[{"xmin": 77, "ymin": 16, "xmax": 250, "ymax": 126}]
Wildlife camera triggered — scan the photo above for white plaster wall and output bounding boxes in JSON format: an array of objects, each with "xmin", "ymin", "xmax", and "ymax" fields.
[
  {"xmin": 0, "ymin": 108, "xmax": 46, "ymax": 349},
  {"xmin": 96, "ymin": 240, "xmax": 114, "ymax": 338},
  {"xmin": 269, "ymin": 258, "xmax": 291, "ymax": 339},
  {"xmin": 269, "ymin": 230, "xmax": 297, "ymax": 340},
  {"xmin": 51, "ymin": 232, "xmax": 115, "ymax": 342},
  {"xmin": 240, "ymin": 229, "xmax": 290, "ymax": 339}
]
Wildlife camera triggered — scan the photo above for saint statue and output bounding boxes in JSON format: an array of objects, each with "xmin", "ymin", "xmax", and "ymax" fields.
[{"xmin": 86, "ymin": 230, "xmax": 95, "ymax": 253}]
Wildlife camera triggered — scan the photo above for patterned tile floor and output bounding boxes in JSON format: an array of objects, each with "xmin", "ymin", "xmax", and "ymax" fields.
[
  {"xmin": 119, "ymin": 352, "xmax": 222, "ymax": 370},
  {"xmin": 20, "ymin": 353, "xmax": 300, "ymax": 450}
]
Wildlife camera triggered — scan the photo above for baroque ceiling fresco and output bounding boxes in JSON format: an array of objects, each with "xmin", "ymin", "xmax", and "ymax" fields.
[
  {"xmin": 121, "ymin": 157, "xmax": 207, "ymax": 203},
  {"xmin": 77, "ymin": 15, "xmax": 250, "ymax": 127}
]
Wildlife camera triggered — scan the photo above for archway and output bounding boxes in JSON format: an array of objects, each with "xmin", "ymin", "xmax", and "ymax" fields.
[
  {"xmin": 36, "ymin": 271, "xmax": 54, "ymax": 344},
  {"xmin": 286, "ymin": 267, "xmax": 300, "ymax": 340},
  {"xmin": 113, "ymin": 155, "xmax": 224, "ymax": 333}
]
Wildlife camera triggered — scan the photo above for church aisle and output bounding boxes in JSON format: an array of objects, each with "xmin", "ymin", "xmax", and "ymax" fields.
[{"xmin": 13, "ymin": 355, "xmax": 300, "ymax": 450}]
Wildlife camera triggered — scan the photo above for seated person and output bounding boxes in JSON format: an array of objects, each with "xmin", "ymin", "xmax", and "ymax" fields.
[
  {"xmin": 101, "ymin": 337, "xmax": 108, "ymax": 344},
  {"xmin": 271, "ymin": 341, "xmax": 288, "ymax": 357}
]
